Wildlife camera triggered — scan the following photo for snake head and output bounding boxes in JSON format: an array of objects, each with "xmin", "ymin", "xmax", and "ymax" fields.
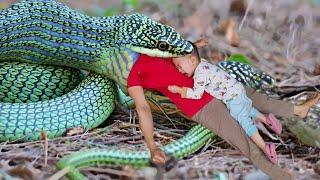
[{"xmin": 121, "ymin": 13, "xmax": 193, "ymax": 57}]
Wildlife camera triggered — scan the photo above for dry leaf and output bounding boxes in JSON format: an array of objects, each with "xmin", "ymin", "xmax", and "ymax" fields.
[
  {"xmin": 230, "ymin": 0, "xmax": 246, "ymax": 16},
  {"xmin": 210, "ymin": 50, "xmax": 225, "ymax": 61},
  {"xmin": 183, "ymin": 11, "xmax": 211, "ymax": 37},
  {"xmin": 41, "ymin": 131, "xmax": 46, "ymax": 141},
  {"xmin": 7, "ymin": 165, "xmax": 41, "ymax": 180},
  {"xmin": 194, "ymin": 38, "xmax": 209, "ymax": 49},
  {"xmin": 224, "ymin": 19, "xmax": 240, "ymax": 47},
  {"xmin": 127, "ymin": 140, "xmax": 144, "ymax": 144},
  {"xmin": 217, "ymin": 18, "xmax": 240, "ymax": 47},
  {"xmin": 118, "ymin": 122, "xmax": 133, "ymax": 129},
  {"xmin": 66, "ymin": 127, "xmax": 84, "ymax": 136},
  {"xmin": 314, "ymin": 64, "xmax": 320, "ymax": 75},
  {"xmin": 314, "ymin": 160, "xmax": 320, "ymax": 175},
  {"xmin": 41, "ymin": 131, "xmax": 48, "ymax": 167},
  {"xmin": 154, "ymin": 132, "xmax": 172, "ymax": 140},
  {"xmin": 182, "ymin": 1, "xmax": 217, "ymax": 38}
]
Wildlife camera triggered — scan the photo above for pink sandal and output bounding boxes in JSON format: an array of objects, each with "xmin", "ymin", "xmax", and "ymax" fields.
[
  {"xmin": 265, "ymin": 113, "xmax": 282, "ymax": 135},
  {"xmin": 265, "ymin": 143, "xmax": 278, "ymax": 164}
]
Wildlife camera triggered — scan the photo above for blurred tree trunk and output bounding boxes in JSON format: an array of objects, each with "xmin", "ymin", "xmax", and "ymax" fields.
[{"xmin": 283, "ymin": 117, "xmax": 320, "ymax": 147}]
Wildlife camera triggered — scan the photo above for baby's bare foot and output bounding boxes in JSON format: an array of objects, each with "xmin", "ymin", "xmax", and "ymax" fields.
[{"xmin": 295, "ymin": 93, "xmax": 320, "ymax": 118}]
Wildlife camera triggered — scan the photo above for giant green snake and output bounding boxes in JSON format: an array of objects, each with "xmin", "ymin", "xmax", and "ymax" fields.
[{"xmin": 0, "ymin": 0, "xmax": 319, "ymax": 179}]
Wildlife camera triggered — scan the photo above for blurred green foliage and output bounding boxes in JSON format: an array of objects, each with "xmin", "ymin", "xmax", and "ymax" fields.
[
  {"xmin": 104, "ymin": 6, "xmax": 118, "ymax": 16},
  {"xmin": 310, "ymin": 0, "xmax": 320, "ymax": 6},
  {"xmin": 123, "ymin": 0, "xmax": 140, "ymax": 9},
  {"xmin": 0, "ymin": 3, "xmax": 6, "ymax": 9},
  {"xmin": 104, "ymin": 0, "xmax": 140, "ymax": 16},
  {"xmin": 82, "ymin": 0, "xmax": 141, "ymax": 17},
  {"xmin": 227, "ymin": 54, "xmax": 253, "ymax": 65}
]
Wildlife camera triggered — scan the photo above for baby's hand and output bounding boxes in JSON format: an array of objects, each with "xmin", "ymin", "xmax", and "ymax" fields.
[
  {"xmin": 168, "ymin": 85, "xmax": 181, "ymax": 93},
  {"xmin": 194, "ymin": 38, "xmax": 209, "ymax": 48}
]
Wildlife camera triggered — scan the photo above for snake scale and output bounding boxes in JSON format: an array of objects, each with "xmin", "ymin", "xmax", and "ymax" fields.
[{"xmin": 0, "ymin": 0, "xmax": 318, "ymax": 179}]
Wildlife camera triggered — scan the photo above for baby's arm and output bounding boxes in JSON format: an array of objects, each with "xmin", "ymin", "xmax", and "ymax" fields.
[
  {"xmin": 168, "ymin": 85, "xmax": 187, "ymax": 97},
  {"xmin": 184, "ymin": 75, "xmax": 206, "ymax": 99},
  {"xmin": 168, "ymin": 74, "xmax": 206, "ymax": 99}
]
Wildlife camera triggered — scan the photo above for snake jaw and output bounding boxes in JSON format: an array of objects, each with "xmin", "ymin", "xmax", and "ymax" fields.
[
  {"xmin": 124, "ymin": 44, "xmax": 182, "ymax": 58},
  {"xmin": 121, "ymin": 13, "xmax": 193, "ymax": 57}
]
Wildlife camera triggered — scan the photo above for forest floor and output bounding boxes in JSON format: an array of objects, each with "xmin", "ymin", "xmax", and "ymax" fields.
[{"xmin": 0, "ymin": 0, "xmax": 320, "ymax": 179}]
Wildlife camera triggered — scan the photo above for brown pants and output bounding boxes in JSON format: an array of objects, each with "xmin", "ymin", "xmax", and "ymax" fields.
[{"xmin": 192, "ymin": 87, "xmax": 295, "ymax": 180}]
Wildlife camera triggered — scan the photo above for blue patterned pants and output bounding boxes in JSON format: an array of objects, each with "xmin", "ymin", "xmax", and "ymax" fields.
[{"xmin": 226, "ymin": 91, "xmax": 258, "ymax": 137}]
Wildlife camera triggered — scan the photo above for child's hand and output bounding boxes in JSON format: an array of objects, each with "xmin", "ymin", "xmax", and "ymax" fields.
[
  {"xmin": 194, "ymin": 38, "xmax": 209, "ymax": 48},
  {"xmin": 150, "ymin": 147, "xmax": 166, "ymax": 164},
  {"xmin": 168, "ymin": 85, "xmax": 181, "ymax": 93}
]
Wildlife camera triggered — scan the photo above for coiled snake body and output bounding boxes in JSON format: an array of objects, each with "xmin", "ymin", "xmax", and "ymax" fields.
[{"xmin": 0, "ymin": 0, "xmax": 318, "ymax": 179}]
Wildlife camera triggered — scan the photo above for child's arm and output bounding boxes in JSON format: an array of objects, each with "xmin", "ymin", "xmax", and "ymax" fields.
[
  {"xmin": 128, "ymin": 86, "xmax": 166, "ymax": 164},
  {"xmin": 185, "ymin": 74, "xmax": 206, "ymax": 99},
  {"xmin": 168, "ymin": 85, "xmax": 187, "ymax": 97},
  {"xmin": 168, "ymin": 74, "xmax": 206, "ymax": 99}
]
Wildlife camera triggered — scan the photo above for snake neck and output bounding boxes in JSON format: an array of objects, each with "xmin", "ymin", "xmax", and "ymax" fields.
[
  {"xmin": 0, "ymin": 1, "xmax": 137, "ymax": 84},
  {"xmin": 92, "ymin": 47, "xmax": 139, "ymax": 94}
]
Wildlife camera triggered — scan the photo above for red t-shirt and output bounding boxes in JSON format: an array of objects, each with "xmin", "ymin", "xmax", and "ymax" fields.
[{"xmin": 127, "ymin": 54, "xmax": 213, "ymax": 117}]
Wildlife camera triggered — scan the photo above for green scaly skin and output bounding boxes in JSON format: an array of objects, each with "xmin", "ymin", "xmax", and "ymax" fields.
[
  {"xmin": 0, "ymin": 62, "xmax": 81, "ymax": 103},
  {"xmin": 0, "ymin": 0, "xmax": 276, "ymax": 141},
  {"xmin": 56, "ymin": 125, "xmax": 214, "ymax": 179},
  {"xmin": 0, "ymin": 0, "xmax": 192, "ymax": 141},
  {"xmin": 0, "ymin": 71, "xmax": 116, "ymax": 142},
  {"xmin": 0, "ymin": 0, "xmax": 211, "ymax": 178},
  {"xmin": 0, "ymin": 0, "xmax": 192, "ymax": 93}
]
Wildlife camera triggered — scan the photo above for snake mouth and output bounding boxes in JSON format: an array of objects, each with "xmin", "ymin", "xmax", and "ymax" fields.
[{"xmin": 125, "ymin": 43, "xmax": 193, "ymax": 58}]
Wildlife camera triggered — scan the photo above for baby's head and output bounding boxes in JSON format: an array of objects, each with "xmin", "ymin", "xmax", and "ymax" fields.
[{"xmin": 172, "ymin": 42, "xmax": 200, "ymax": 77}]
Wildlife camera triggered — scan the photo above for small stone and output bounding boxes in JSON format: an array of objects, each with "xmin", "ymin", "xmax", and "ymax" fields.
[
  {"xmin": 230, "ymin": 0, "xmax": 246, "ymax": 16},
  {"xmin": 212, "ymin": 172, "xmax": 228, "ymax": 180},
  {"xmin": 244, "ymin": 170, "xmax": 271, "ymax": 180},
  {"xmin": 141, "ymin": 167, "xmax": 157, "ymax": 179},
  {"xmin": 295, "ymin": 15, "xmax": 305, "ymax": 27},
  {"xmin": 313, "ymin": 160, "xmax": 320, "ymax": 175},
  {"xmin": 272, "ymin": 32, "xmax": 281, "ymax": 42}
]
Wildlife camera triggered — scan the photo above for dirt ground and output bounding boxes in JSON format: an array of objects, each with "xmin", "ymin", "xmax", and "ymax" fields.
[{"xmin": 0, "ymin": 0, "xmax": 320, "ymax": 179}]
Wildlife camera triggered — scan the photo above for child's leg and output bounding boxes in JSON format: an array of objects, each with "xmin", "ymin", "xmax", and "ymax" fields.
[
  {"xmin": 252, "ymin": 108, "xmax": 283, "ymax": 135},
  {"xmin": 254, "ymin": 110, "xmax": 267, "ymax": 124},
  {"xmin": 249, "ymin": 105, "xmax": 283, "ymax": 135},
  {"xmin": 227, "ymin": 93, "xmax": 278, "ymax": 163},
  {"xmin": 226, "ymin": 92, "xmax": 259, "ymax": 139},
  {"xmin": 246, "ymin": 122, "xmax": 279, "ymax": 164},
  {"xmin": 192, "ymin": 100, "xmax": 292, "ymax": 178},
  {"xmin": 249, "ymin": 108, "xmax": 279, "ymax": 164},
  {"xmin": 249, "ymin": 107, "xmax": 267, "ymax": 124},
  {"xmin": 251, "ymin": 131, "xmax": 266, "ymax": 150}
]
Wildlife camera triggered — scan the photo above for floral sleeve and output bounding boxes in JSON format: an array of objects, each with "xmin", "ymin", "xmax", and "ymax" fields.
[{"xmin": 185, "ymin": 72, "xmax": 207, "ymax": 99}]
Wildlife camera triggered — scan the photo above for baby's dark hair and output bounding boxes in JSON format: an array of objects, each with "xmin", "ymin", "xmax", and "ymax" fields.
[{"xmin": 189, "ymin": 41, "xmax": 200, "ymax": 61}]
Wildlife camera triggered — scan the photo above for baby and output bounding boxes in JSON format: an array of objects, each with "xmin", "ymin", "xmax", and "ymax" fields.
[{"xmin": 168, "ymin": 42, "xmax": 282, "ymax": 164}]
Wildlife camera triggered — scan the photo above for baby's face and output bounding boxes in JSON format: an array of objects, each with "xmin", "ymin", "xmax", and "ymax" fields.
[{"xmin": 172, "ymin": 55, "xmax": 196, "ymax": 77}]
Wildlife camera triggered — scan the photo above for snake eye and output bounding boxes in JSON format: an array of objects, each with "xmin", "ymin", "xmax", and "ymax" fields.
[{"xmin": 157, "ymin": 41, "xmax": 169, "ymax": 51}]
